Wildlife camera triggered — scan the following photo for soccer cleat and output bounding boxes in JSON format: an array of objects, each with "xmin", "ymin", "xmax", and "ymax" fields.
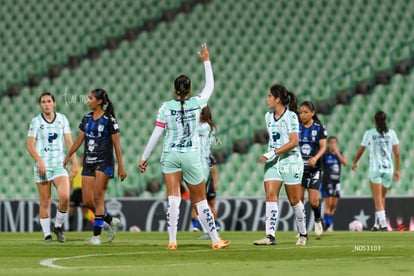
[
  {"xmin": 85, "ymin": 236, "xmax": 101, "ymax": 245},
  {"xmin": 107, "ymin": 217, "xmax": 120, "ymax": 242},
  {"xmin": 44, "ymin": 235, "xmax": 52, "ymax": 243},
  {"xmin": 371, "ymin": 224, "xmax": 380, "ymax": 232},
  {"xmin": 314, "ymin": 219, "xmax": 323, "ymax": 238},
  {"xmin": 192, "ymin": 226, "xmax": 201, "ymax": 232},
  {"xmin": 53, "ymin": 227, "xmax": 66, "ymax": 243},
  {"xmin": 212, "ymin": 239, "xmax": 231, "ymax": 250},
  {"xmin": 253, "ymin": 235, "xmax": 276, "ymax": 245},
  {"xmin": 380, "ymin": 226, "xmax": 388, "ymax": 232},
  {"xmin": 296, "ymin": 234, "xmax": 308, "ymax": 246},
  {"xmin": 167, "ymin": 242, "xmax": 177, "ymax": 250}
]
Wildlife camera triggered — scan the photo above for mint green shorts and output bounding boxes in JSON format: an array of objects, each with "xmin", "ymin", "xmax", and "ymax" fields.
[
  {"xmin": 264, "ymin": 157, "xmax": 304, "ymax": 185},
  {"xmin": 33, "ymin": 166, "xmax": 68, "ymax": 183},
  {"xmin": 161, "ymin": 151, "xmax": 204, "ymax": 185},
  {"xmin": 368, "ymin": 170, "xmax": 393, "ymax": 189}
]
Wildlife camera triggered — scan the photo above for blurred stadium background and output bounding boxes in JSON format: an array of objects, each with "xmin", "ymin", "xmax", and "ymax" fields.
[{"xmin": 1, "ymin": 0, "xmax": 413, "ymax": 200}]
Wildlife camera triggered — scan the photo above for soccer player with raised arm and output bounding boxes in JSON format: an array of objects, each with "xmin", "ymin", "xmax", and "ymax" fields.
[{"xmin": 139, "ymin": 43, "xmax": 230, "ymax": 250}]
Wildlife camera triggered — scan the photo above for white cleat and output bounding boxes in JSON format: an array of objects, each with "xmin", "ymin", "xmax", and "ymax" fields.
[
  {"xmin": 314, "ymin": 220, "xmax": 323, "ymax": 238},
  {"xmin": 107, "ymin": 217, "xmax": 120, "ymax": 242},
  {"xmin": 85, "ymin": 236, "xmax": 101, "ymax": 245},
  {"xmin": 296, "ymin": 234, "xmax": 308, "ymax": 246}
]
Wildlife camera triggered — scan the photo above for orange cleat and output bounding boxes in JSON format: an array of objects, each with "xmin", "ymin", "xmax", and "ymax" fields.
[{"xmin": 212, "ymin": 239, "xmax": 231, "ymax": 250}]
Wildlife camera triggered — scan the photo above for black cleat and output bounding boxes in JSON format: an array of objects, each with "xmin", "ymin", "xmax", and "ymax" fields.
[
  {"xmin": 53, "ymin": 227, "xmax": 66, "ymax": 242},
  {"xmin": 44, "ymin": 235, "xmax": 52, "ymax": 243}
]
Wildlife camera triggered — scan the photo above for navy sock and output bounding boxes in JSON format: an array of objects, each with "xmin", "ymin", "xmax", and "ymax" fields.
[
  {"xmin": 93, "ymin": 216, "xmax": 104, "ymax": 236},
  {"xmin": 313, "ymin": 204, "xmax": 322, "ymax": 221},
  {"xmin": 104, "ymin": 211, "xmax": 112, "ymax": 224}
]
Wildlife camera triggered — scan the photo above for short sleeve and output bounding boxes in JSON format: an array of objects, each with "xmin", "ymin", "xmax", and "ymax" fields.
[
  {"xmin": 391, "ymin": 130, "xmax": 399, "ymax": 145},
  {"xmin": 156, "ymin": 103, "xmax": 167, "ymax": 124},
  {"xmin": 79, "ymin": 115, "xmax": 87, "ymax": 132},
  {"xmin": 360, "ymin": 131, "xmax": 370, "ymax": 147},
  {"xmin": 62, "ymin": 114, "xmax": 71, "ymax": 134},
  {"xmin": 109, "ymin": 115, "xmax": 120, "ymax": 135},
  {"xmin": 288, "ymin": 112, "xmax": 299, "ymax": 133},
  {"xmin": 27, "ymin": 118, "xmax": 37, "ymax": 137},
  {"xmin": 320, "ymin": 124, "xmax": 328, "ymax": 139}
]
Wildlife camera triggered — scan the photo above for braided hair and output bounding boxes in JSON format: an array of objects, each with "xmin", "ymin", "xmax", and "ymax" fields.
[
  {"xmin": 174, "ymin": 75, "xmax": 191, "ymax": 126},
  {"xmin": 91, "ymin": 88, "xmax": 116, "ymax": 118}
]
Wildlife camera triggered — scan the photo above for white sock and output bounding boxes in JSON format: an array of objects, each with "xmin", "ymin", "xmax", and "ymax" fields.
[
  {"xmin": 376, "ymin": 210, "xmax": 386, "ymax": 227},
  {"xmin": 196, "ymin": 199, "xmax": 220, "ymax": 242},
  {"xmin": 54, "ymin": 210, "xmax": 67, "ymax": 228},
  {"xmin": 293, "ymin": 201, "xmax": 307, "ymax": 236},
  {"xmin": 197, "ymin": 215, "xmax": 208, "ymax": 233},
  {"xmin": 167, "ymin": 196, "xmax": 181, "ymax": 243},
  {"xmin": 265, "ymin": 201, "xmax": 278, "ymax": 238},
  {"xmin": 40, "ymin": 218, "xmax": 51, "ymax": 237}
]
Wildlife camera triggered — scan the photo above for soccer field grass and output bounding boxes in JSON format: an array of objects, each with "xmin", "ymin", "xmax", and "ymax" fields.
[{"xmin": 0, "ymin": 231, "xmax": 412, "ymax": 275}]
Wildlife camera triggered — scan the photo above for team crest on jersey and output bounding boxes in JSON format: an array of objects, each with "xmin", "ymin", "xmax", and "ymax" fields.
[{"xmin": 98, "ymin": 124, "xmax": 104, "ymax": 132}]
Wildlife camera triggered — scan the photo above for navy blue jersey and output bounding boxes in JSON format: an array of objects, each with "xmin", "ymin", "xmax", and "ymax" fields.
[
  {"xmin": 79, "ymin": 112, "xmax": 120, "ymax": 166},
  {"xmin": 322, "ymin": 151, "xmax": 342, "ymax": 184},
  {"xmin": 299, "ymin": 121, "xmax": 327, "ymax": 172}
]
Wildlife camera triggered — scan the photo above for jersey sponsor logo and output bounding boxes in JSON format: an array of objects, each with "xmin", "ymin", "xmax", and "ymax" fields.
[
  {"xmin": 171, "ymin": 140, "xmax": 193, "ymax": 148},
  {"xmin": 86, "ymin": 156, "xmax": 98, "ymax": 163},
  {"xmin": 271, "ymin": 132, "xmax": 280, "ymax": 142},
  {"xmin": 88, "ymin": 140, "xmax": 96, "ymax": 152},
  {"xmin": 48, "ymin": 133, "xmax": 58, "ymax": 143},
  {"xmin": 301, "ymin": 143, "xmax": 311, "ymax": 155}
]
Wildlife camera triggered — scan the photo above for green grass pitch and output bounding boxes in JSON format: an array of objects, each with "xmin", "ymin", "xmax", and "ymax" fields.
[{"xmin": 0, "ymin": 231, "xmax": 412, "ymax": 275}]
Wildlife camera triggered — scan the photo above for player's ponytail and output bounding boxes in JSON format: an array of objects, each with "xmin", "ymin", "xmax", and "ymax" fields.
[
  {"xmin": 200, "ymin": 105, "xmax": 216, "ymax": 132},
  {"xmin": 287, "ymin": 91, "xmax": 298, "ymax": 115},
  {"xmin": 375, "ymin": 110, "xmax": 388, "ymax": 136},
  {"xmin": 270, "ymin": 84, "xmax": 298, "ymax": 114},
  {"xmin": 91, "ymin": 88, "xmax": 116, "ymax": 118},
  {"xmin": 174, "ymin": 75, "xmax": 191, "ymax": 126}
]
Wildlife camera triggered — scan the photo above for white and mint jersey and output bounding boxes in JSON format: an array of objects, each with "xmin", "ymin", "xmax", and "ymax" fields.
[
  {"xmin": 156, "ymin": 96, "xmax": 207, "ymax": 152},
  {"xmin": 27, "ymin": 112, "xmax": 71, "ymax": 167},
  {"xmin": 198, "ymin": 122, "xmax": 213, "ymax": 160},
  {"xmin": 361, "ymin": 128, "xmax": 399, "ymax": 173},
  {"xmin": 265, "ymin": 108, "xmax": 301, "ymax": 162}
]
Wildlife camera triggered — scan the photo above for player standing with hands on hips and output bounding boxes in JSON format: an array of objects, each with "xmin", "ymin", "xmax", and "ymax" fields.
[
  {"xmin": 139, "ymin": 43, "xmax": 230, "ymax": 250},
  {"xmin": 64, "ymin": 88, "xmax": 127, "ymax": 245},
  {"xmin": 254, "ymin": 84, "xmax": 307, "ymax": 246},
  {"xmin": 352, "ymin": 111, "xmax": 400, "ymax": 231}
]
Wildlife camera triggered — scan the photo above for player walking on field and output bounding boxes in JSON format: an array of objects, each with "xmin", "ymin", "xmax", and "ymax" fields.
[
  {"xmin": 139, "ymin": 43, "xmax": 230, "ymax": 250},
  {"xmin": 254, "ymin": 84, "xmax": 307, "ymax": 246},
  {"xmin": 298, "ymin": 101, "xmax": 327, "ymax": 238},
  {"xmin": 352, "ymin": 110, "xmax": 400, "ymax": 231},
  {"xmin": 321, "ymin": 136, "xmax": 348, "ymax": 231},
  {"xmin": 64, "ymin": 88, "xmax": 127, "ymax": 245},
  {"xmin": 27, "ymin": 92, "xmax": 78, "ymax": 242}
]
